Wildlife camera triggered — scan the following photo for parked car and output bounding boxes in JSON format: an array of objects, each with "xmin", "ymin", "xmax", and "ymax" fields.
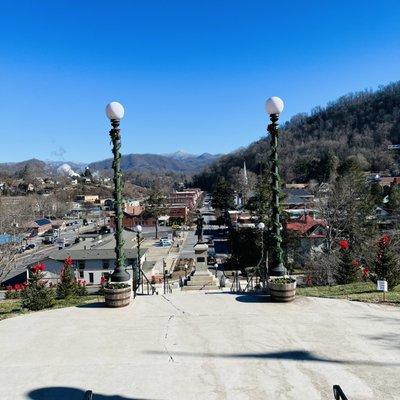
[
  {"xmin": 27, "ymin": 243, "xmax": 36, "ymax": 250},
  {"xmin": 160, "ymin": 238, "xmax": 172, "ymax": 247}
]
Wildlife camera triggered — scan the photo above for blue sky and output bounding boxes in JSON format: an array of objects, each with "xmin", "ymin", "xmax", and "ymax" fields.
[{"xmin": 1, "ymin": 0, "xmax": 400, "ymax": 163}]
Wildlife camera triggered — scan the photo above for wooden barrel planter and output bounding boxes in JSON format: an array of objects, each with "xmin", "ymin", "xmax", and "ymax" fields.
[
  {"xmin": 268, "ymin": 278, "xmax": 296, "ymax": 302},
  {"xmin": 104, "ymin": 286, "xmax": 131, "ymax": 308}
]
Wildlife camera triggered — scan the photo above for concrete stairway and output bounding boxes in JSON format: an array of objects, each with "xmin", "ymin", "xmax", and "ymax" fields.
[{"xmin": 182, "ymin": 270, "xmax": 219, "ymax": 291}]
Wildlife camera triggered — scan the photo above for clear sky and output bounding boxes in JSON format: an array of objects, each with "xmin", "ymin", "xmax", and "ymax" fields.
[{"xmin": 1, "ymin": 0, "xmax": 400, "ymax": 163}]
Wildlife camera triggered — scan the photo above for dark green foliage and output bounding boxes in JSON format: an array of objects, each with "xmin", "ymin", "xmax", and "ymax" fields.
[
  {"xmin": 247, "ymin": 167, "xmax": 271, "ymax": 223},
  {"xmin": 193, "ymin": 82, "xmax": 400, "ymax": 188},
  {"xmin": 335, "ymin": 248, "xmax": 357, "ymax": 285},
  {"xmin": 57, "ymin": 264, "xmax": 78, "ymax": 299},
  {"xmin": 5, "ymin": 290, "xmax": 21, "ymax": 299},
  {"xmin": 387, "ymin": 186, "xmax": 400, "ymax": 214},
  {"xmin": 229, "ymin": 228, "xmax": 262, "ymax": 273},
  {"xmin": 21, "ymin": 270, "xmax": 55, "ymax": 311},
  {"xmin": 371, "ymin": 235, "xmax": 400, "ymax": 290},
  {"xmin": 211, "ymin": 177, "xmax": 235, "ymax": 214},
  {"xmin": 76, "ymin": 282, "xmax": 88, "ymax": 296}
]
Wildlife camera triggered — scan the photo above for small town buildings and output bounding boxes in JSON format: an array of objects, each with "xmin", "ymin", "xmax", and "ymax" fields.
[
  {"xmin": 286, "ymin": 214, "xmax": 327, "ymax": 266},
  {"xmin": 228, "ymin": 210, "xmax": 252, "ymax": 226},
  {"xmin": 75, "ymin": 195, "xmax": 100, "ymax": 203},
  {"xmin": 25, "ymin": 218, "xmax": 53, "ymax": 236},
  {"xmin": 168, "ymin": 189, "xmax": 202, "ymax": 210},
  {"xmin": 42, "ymin": 230, "xmax": 147, "ymax": 285},
  {"xmin": 169, "ymin": 205, "xmax": 188, "ymax": 224}
]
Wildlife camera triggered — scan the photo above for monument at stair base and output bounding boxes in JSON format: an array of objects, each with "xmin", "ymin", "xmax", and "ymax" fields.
[{"xmin": 181, "ymin": 242, "xmax": 219, "ymax": 291}]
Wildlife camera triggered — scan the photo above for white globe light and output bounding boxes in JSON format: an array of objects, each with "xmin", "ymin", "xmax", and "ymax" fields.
[
  {"xmin": 266, "ymin": 96, "xmax": 284, "ymax": 115},
  {"xmin": 135, "ymin": 224, "xmax": 142, "ymax": 233},
  {"xmin": 257, "ymin": 222, "xmax": 265, "ymax": 230},
  {"xmin": 106, "ymin": 101, "xmax": 125, "ymax": 120}
]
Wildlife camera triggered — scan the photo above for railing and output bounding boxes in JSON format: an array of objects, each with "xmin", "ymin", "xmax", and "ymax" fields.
[
  {"xmin": 134, "ymin": 267, "xmax": 157, "ymax": 297},
  {"xmin": 333, "ymin": 385, "xmax": 349, "ymax": 400},
  {"xmin": 82, "ymin": 391, "xmax": 92, "ymax": 400}
]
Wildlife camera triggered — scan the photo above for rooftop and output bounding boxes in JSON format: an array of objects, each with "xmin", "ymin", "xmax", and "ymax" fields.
[{"xmin": 0, "ymin": 293, "xmax": 398, "ymax": 399}]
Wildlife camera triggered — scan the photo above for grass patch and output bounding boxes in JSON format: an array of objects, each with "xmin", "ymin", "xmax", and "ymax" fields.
[
  {"xmin": 297, "ymin": 282, "xmax": 400, "ymax": 304},
  {"xmin": 0, "ymin": 295, "xmax": 104, "ymax": 321}
]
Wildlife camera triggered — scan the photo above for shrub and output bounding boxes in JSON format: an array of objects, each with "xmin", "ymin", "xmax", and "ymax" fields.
[
  {"xmin": 57, "ymin": 257, "xmax": 87, "ymax": 298},
  {"xmin": 76, "ymin": 279, "xmax": 88, "ymax": 296},
  {"xmin": 335, "ymin": 240, "xmax": 358, "ymax": 284},
  {"xmin": 4, "ymin": 283, "xmax": 27, "ymax": 299},
  {"xmin": 371, "ymin": 235, "xmax": 400, "ymax": 290},
  {"xmin": 21, "ymin": 263, "xmax": 55, "ymax": 311}
]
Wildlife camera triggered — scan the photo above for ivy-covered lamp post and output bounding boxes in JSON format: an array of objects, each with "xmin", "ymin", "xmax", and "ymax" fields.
[
  {"xmin": 266, "ymin": 96, "xmax": 286, "ymax": 276},
  {"xmin": 257, "ymin": 222, "xmax": 266, "ymax": 287},
  {"xmin": 135, "ymin": 224, "xmax": 143, "ymax": 293},
  {"xmin": 106, "ymin": 101, "xmax": 130, "ymax": 283}
]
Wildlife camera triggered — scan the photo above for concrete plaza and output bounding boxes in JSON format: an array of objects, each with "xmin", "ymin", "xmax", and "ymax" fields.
[{"xmin": 0, "ymin": 293, "xmax": 399, "ymax": 400}]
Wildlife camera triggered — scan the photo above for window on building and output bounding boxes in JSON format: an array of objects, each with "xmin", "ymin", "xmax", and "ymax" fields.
[
  {"xmin": 78, "ymin": 260, "xmax": 85, "ymax": 269},
  {"xmin": 197, "ymin": 257, "xmax": 205, "ymax": 263},
  {"xmin": 79, "ymin": 271, "xmax": 84, "ymax": 278},
  {"xmin": 102, "ymin": 260, "xmax": 110, "ymax": 269},
  {"xmin": 89, "ymin": 273, "xmax": 94, "ymax": 283}
]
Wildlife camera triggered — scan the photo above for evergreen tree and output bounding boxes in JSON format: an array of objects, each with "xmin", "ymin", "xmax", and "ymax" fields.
[
  {"xmin": 387, "ymin": 186, "xmax": 400, "ymax": 214},
  {"xmin": 247, "ymin": 166, "xmax": 271, "ymax": 224},
  {"xmin": 21, "ymin": 263, "xmax": 55, "ymax": 311},
  {"xmin": 335, "ymin": 240, "xmax": 357, "ymax": 284},
  {"xmin": 211, "ymin": 177, "xmax": 235, "ymax": 216},
  {"xmin": 57, "ymin": 256, "xmax": 79, "ymax": 299},
  {"xmin": 372, "ymin": 234, "xmax": 400, "ymax": 289}
]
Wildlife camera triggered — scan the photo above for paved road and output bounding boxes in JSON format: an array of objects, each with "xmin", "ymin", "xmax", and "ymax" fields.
[{"xmin": 1, "ymin": 294, "xmax": 399, "ymax": 399}]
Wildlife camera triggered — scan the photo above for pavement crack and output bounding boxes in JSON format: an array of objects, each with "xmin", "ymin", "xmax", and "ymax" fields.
[
  {"xmin": 164, "ymin": 315, "xmax": 175, "ymax": 362},
  {"xmin": 161, "ymin": 295, "xmax": 190, "ymax": 315}
]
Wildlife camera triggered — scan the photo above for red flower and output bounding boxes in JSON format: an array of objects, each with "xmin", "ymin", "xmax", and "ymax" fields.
[
  {"xmin": 362, "ymin": 267, "xmax": 370, "ymax": 278},
  {"xmin": 31, "ymin": 263, "xmax": 46, "ymax": 273},
  {"xmin": 339, "ymin": 240, "xmax": 349, "ymax": 250},
  {"xmin": 379, "ymin": 234, "xmax": 391, "ymax": 247},
  {"xmin": 64, "ymin": 256, "xmax": 74, "ymax": 266}
]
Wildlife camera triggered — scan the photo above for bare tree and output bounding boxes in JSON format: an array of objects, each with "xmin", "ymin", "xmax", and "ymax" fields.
[
  {"xmin": 315, "ymin": 169, "xmax": 376, "ymax": 253},
  {"xmin": 0, "ymin": 198, "xmax": 33, "ymax": 284}
]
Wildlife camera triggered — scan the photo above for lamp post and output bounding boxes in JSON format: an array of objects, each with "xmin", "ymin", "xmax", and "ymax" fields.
[
  {"xmin": 257, "ymin": 222, "xmax": 266, "ymax": 287},
  {"xmin": 135, "ymin": 224, "xmax": 143, "ymax": 293},
  {"xmin": 106, "ymin": 101, "xmax": 130, "ymax": 283},
  {"xmin": 266, "ymin": 96, "xmax": 286, "ymax": 276}
]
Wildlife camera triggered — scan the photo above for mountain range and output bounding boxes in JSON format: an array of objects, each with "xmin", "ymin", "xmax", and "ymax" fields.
[{"xmin": 0, "ymin": 151, "xmax": 222, "ymax": 177}]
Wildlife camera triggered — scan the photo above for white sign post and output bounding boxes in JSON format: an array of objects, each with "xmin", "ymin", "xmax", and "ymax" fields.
[{"xmin": 377, "ymin": 280, "xmax": 388, "ymax": 302}]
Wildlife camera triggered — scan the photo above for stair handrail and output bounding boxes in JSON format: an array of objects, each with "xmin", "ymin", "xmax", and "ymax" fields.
[
  {"xmin": 333, "ymin": 385, "xmax": 349, "ymax": 400},
  {"xmin": 134, "ymin": 266, "xmax": 157, "ymax": 296},
  {"xmin": 82, "ymin": 391, "xmax": 93, "ymax": 400}
]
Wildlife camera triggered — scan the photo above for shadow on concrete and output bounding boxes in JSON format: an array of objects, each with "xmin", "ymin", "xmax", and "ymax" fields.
[
  {"xmin": 363, "ymin": 332, "xmax": 400, "ymax": 349},
  {"xmin": 75, "ymin": 301, "xmax": 106, "ymax": 308},
  {"xmin": 235, "ymin": 294, "xmax": 273, "ymax": 303},
  {"xmin": 27, "ymin": 387, "xmax": 159, "ymax": 400},
  {"xmin": 144, "ymin": 349, "xmax": 400, "ymax": 368}
]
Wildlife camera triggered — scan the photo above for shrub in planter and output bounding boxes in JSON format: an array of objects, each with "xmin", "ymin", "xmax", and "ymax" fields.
[
  {"xmin": 104, "ymin": 283, "xmax": 131, "ymax": 308},
  {"xmin": 268, "ymin": 276, "xmax": 297, "ymax": 302},
  {"xmin": 21, "ymin": 263, "xmax": 55, "ymax": 311}
]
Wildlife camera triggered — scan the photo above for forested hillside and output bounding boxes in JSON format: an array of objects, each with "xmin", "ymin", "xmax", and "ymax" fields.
[{"xmin": 193, "ymin": 82, "xmax": 400, "ymax": 190}]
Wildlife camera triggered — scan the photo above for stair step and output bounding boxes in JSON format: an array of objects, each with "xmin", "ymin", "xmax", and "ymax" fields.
[{"xmin": 182, "ymin": 285, "xmax": 220, "ymax": 291}]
